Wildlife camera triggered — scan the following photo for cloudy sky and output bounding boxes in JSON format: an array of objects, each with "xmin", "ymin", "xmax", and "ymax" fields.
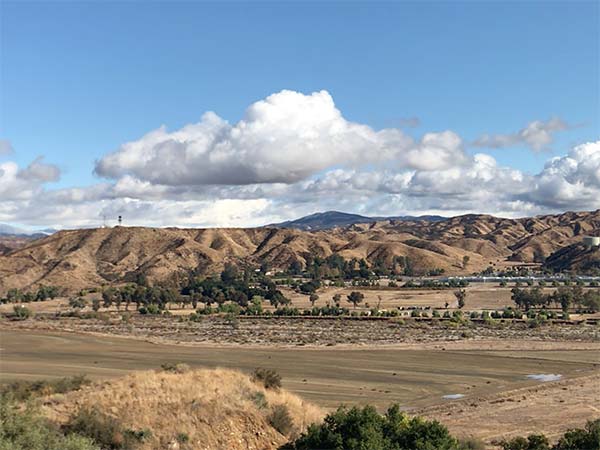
[{"xmin": 1, "ymin": 1, "xmax": 599, "ymax": 229}]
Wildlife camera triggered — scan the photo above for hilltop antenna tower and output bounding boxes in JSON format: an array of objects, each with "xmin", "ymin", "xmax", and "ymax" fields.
[{"xmin": 102, "ymin": 214, "xmax": 107, "ymax": 228}]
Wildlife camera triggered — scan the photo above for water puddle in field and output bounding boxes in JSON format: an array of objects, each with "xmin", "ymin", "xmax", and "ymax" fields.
[
  {"xmin": 442, "ymin": 394, "xmax": 465, "ymax": 399},
  {"xmin": 526, "ymin": 374, "xmax": 562, "ymax": 382}
]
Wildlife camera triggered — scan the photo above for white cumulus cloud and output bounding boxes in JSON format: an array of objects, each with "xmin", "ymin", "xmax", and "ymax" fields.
[
  {"xmin": 1, "ymin": 90, "xmax": 598, "ymax": 229},
  {"xmin": 522, "ymin": 141, "xmax": 600, "ymax": 208},
  {"xmin": 95, "ymin": 90, "xmax": 466, "ymax": 186}
]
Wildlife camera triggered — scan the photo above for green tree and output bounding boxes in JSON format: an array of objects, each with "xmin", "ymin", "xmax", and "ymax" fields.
[
  {"xmin": 12, "ymin": 305, "xmax": 32, "ymax": 320},
  {"xmin": 309, "ymin": 293, "xmax": 319, "ymax": 307},
  {"xmin": 347, "ymin": 291, "xmax": 365, "ymax": 309},
  {"xmin": 332, "ymin": 293, "xmax": 341, "ymax": 307},
  {"xmin": 553, "ymin": 287, "xmax": 573, "ymax": 312},
  {"xmin": 582, "ymin": 290, "xmax": 600, "ymax": 312},
  {"xmin": 500, "ymin": 435, "xmax": 550, "ymax": 450},
  {"xmin": 281, "ymin": 404, "xmax": 459, "ymax": 450},
  {"xmin": 403, "ymin": 257, "xmax": 414, "ymax": 277},
  {"xmin": 553, "ymin": 419, "xmax": 600, "ymax": 450},
  {"xmin": 220, "ymin": 263, "xmax": 239, "ymax": 284},
  {"xmin": 69, "ymin": 297, "xmax": 87, "ymax": 310},
  {"xmin": 454, "ymin": 289, "xmax": 466, "ymax": 309},
  {"xmin": 7, "ymin": 288, "xmax": 23, "ymax": 303},
  {"xmin": 102, "ymin": 288, "xmax": 116, "ymax": 309}
]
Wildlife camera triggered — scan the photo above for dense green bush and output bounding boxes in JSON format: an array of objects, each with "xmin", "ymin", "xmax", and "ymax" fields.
[
  {"xmin": 498, "ymin": 420, "xmax": 600, "ymax": 450},
  {"xmin": 553, "ymin": 419, "xmax": 600, "ymax": 450},
  {"xmin": 12, "ymin": 305, "xmax": 32, "ymax": 320},
  {"xmin": 281, "ymin": 404, "xmax": 459, "ymax": 450},
  {"xmin": 274, "ymin": 306, "xmax": 301, "ymax": 316},
  {"xmin": 500, "ymin": 434, "xmax": 550, "ymax": 450},
  {"xmin": 138, "ymin": 303, "xmax": 161, "ymax": 315}
]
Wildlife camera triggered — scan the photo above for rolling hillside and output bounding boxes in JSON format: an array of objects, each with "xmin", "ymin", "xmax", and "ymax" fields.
[{"xmin": 0, "ymin": 210, "xmax": 599, "ymax": 294}]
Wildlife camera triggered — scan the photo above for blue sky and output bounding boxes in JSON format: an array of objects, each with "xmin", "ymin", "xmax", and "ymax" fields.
[{"xmin": 1, "ymin": 1, "xmax": 599, "ymax": 228}]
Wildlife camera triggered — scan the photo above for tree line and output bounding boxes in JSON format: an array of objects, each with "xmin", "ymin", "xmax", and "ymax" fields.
[{"xmin": 511, "ymin": 286, "xmax": 600, "ymax": 312}]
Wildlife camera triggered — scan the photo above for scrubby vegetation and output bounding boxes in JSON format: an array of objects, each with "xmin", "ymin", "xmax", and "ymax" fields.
[
  {"xmin": 281, "ymin": 404, "xmax": 467, "ymax": 450},
  {"xmin": 252, "ymin": 368, "xmax": 283, "ymax": 390},
  {"xmin": 65, "ymin": 407, "xmax": 152, "ymax": 450},
  {"xmin": 0, "ymin": 399, "xmax": 99, "ymax": 450},
  {"xmin": 282, "ymin": 404, "xmax": 600, "ymax": 450},
  {"xmin": 16, "ymin": 368, "xmax": 323, "ymax": 450},
  {"xmin": 498, "ymin": 419, "xmax": 600, "ymax": 449},
  {"xmin": 0, "ymin": 375, "xmax": 90, "ymax": 401},
  {"xmin": 0, "ymin": 375, "xmax": 97, "ymax": 450},
  {"xmin": 1, "ymin": 368, "xmax": 598, "ymax": 450}
]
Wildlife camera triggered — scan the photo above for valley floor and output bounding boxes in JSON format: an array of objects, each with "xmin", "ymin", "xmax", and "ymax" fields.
[{"xmin": 1, "ymin": 326, "xmax": 599, "ymax": 445}]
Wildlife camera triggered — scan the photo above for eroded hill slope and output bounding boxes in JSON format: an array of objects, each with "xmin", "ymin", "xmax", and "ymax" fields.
[
  {"xmin": 0, "ymin": 210, "xmax": 598, "ymax": 294},
  {"xmin": 42, "ymin": 368, "xmax": 323, "ymax": 450}
]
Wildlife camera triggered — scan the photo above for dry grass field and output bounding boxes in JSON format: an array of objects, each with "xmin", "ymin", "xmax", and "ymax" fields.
[
  {"xmin": 279, "ymin": 283, "xmax": 515, "ymax": 311},
  {"xmin": 2, "ymin": 329, "xmax": 599, "ymax": 444},
  {"xmin": 42, "ymin": 368, "xmax": 323, "ymax": 450},
  {"xmin": 280, "ymin": 283, "xmax": 600, "ymax": 314}
]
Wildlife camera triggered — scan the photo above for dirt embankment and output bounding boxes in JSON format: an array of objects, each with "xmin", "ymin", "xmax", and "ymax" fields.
[{"xmin": 41, "ymin": 368, "xmax": 323, "ymax": 450}]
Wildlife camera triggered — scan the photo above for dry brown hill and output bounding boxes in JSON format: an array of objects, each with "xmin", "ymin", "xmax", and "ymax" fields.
[
  {"xmin": 42, "ymin": 368, "xmax": 323, "ymax": 450},
  {"xmin": 0, "ymin": 235, "xmax": 38, "ymax": 255},
  {"xmin": 544, "ymin": 243, "xmax": 600, "ymax": 274},
  {"xmin": 0, "ymin": 210, "xmax": 599, "ymax": 294}
]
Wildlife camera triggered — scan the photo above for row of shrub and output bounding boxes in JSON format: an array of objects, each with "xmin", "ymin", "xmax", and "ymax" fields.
[
  {"xmin": 281, "ymin": 404, "xmax": 600, "ymax": 450},
  {"xmin": 6, "ymin": 302, "xmax": 583, "ymax": 328},
  {"xmin": 500, "ymin": 279, "xmax": 600, "ymax": 288}
]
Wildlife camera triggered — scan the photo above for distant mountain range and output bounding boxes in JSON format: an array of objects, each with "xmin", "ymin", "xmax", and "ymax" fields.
[
  {"xmin": 269, "ymin": 211, "xmax": 446, "ymax": 230},
  {"xmin": 0, "ymin": 211, "xmax": 444, "ymax": 237},
  {"xmin": 0, "ymin": 224, "xmax": 57, "ymax": 237},
  {"xmin": 1, "ymin": 210, "xmax": 599, "ymax": 293}
]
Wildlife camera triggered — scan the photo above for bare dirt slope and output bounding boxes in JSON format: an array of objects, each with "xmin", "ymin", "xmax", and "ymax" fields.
[
  {"xmin": 41, "ymin": 368, "xmax": 323, "ymax": 450},
  {"xmin": 1, "ymin": 210, "xmax": 599, "ymax": 294},
  {"xmin": 418, "ymin": 372, "xmax": 600, "ymax": 444},
  {"xmin": 0, "ymin": 235, "xmax": 39, "ymax": 255}
]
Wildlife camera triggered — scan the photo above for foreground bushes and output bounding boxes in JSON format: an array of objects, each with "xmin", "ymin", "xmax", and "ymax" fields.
[
  {"xmin": 66, "ymin": 407, "xmax": 151, "ymax": 450},
  {"xmin": 252, "ymin": 368, "xmax": 283, "ymax": 390},
  {"xmin": 499, "ymin": 419, "xmax": 600, "ymax": 450},
  {"xmin": 281, "ymin": 404, "xmax": 462, "ymax": 450},
  {"xmin": 0, "ymin": 398, "xmax": 98, "ymax": 450},
  {"xmin": 0, "ymin": 375, "xmax": 90, "ymax": 401},
  {"xmin": 282, "ymin": 405, "xmax": 600, "ymax": 450},
  {"xmin": 0, "ymin": 396, "xmax": 152, "ymax": 450}
]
